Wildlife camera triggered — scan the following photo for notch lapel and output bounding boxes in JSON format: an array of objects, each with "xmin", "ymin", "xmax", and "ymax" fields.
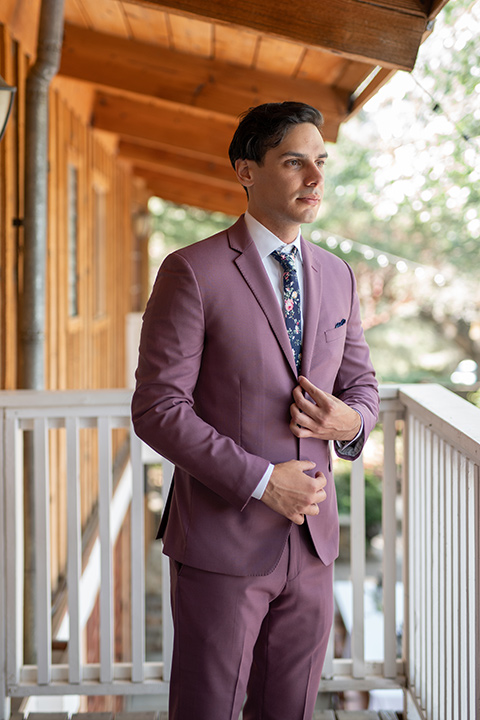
[
  {"xmin": 228, "ymin": 218, "xmax": 298, "ymax": 377},
  {"xmin": 300, "ymin": 237, "xmax": 323, "ymax": 377}
]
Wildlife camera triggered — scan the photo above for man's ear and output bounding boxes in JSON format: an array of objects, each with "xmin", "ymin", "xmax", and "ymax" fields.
[{"xmin": 235, "ymin": 159, "xmax": 255, "ymax": 188}]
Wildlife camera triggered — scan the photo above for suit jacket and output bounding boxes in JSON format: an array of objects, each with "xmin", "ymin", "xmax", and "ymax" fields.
[{"xmin": 131, "ymin": 215, "xmax": 379, "ymax": 576}]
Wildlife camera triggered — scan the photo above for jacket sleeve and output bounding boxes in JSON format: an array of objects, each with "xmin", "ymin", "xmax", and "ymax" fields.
[
  {"xmin": 131, "ymin": 251, "xmax": 269, "ymax": 511},
  {"xmin": 332, "ymin": 262, "xmax": 379, "ymax": 460}
]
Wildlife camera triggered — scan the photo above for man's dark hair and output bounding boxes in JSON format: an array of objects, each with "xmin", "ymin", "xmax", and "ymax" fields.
[{"xmin": 228, "ymin": 102, "xmax": 324, "ymax": 169}]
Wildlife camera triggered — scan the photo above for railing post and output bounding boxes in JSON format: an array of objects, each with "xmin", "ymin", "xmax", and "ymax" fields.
[
  {"xmin": 162, "ymin": 458, "xmax": 174, "ymax": 683},
  {"xmin": 98, "ymin": 416, "xmax": 114, "ymax": 683},
  {"xmin": 66, "ymin": 417, "xmax": 82, "ymax": 684},
  {"xmin": 5, "ymin": 414, "xmax": 24, "ymax": 691},
  {"xmin": 130, "ymin": 426, "xmax": 145, "ymax": 682},
  {"xmin": 0, "ymin": 413, "xmax": 11, "ymax": 720},
  {"xmin": 34, "ymin": 417, "xmax": 52, "ymax": 684},
  {"xmin": 382, "ymin": 409, "xmax": 398, "ymax": 679},
  {"xmin": 350, "ymin": 455, "xmax": 365, "ymax": 679}
]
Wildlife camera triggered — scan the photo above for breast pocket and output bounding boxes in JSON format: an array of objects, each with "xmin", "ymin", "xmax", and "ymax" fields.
[{"xmin": 325, "ymin": 323, "xmax": 347, "ymax": 343}]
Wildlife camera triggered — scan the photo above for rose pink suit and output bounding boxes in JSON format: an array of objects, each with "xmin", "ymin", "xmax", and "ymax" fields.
[{"xmin": 132, "ymin": 215, "xmax": 379, "ymax": 719}]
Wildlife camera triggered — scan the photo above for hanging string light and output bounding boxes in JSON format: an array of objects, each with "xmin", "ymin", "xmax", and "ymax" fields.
[{"xmin": 308, "ymin": 228, "xmax": 446, "ymax": 286}]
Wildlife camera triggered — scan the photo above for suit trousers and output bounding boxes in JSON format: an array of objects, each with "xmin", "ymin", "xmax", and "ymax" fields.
[{"xmin": 168, "ymin": 522, "xmax": 334, "ymax": 720}]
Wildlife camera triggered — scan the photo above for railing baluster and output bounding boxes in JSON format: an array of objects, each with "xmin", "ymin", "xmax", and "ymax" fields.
[
  {"xmin": 34, "ymin": 417, "xmax": 52, "ymax": 684},
  {"xmin": 425, "ymin": 427, "xmax": 433, "ymax": 718},
  {"xmin": 130, "ymin": 426, "xmax": 145, "ymax": 682},
  {"xmin": 4, "ymin": 415, "xmax": 23, "ymax": 687},
  {"xmin": 411, "ymin": 417, "xmax": 422, "ymax": 700},
  {"xmin": 419, "ymin": 422, "xmax": 427, "ymax": 711},
  {"xmin": 467, "ymin": 459, "xmax": 477, "ymax": 720},
  {"xmin": 406, "ymin": 412, "xmax": 415, "ymax": 697},
  {"xmin": 0, "ymin": 413, "xmax": 9, "ymax": 720},
  {"xmin": 98, "ymin": 416, "xmax": 113, "ymax": 683},
  {"xmin": 431, "ymin": 434, "xmax": 440, "ymax": 720},
  {"xmin": 66, "ymin": 416, "xmax": 82, "ymax": 684},
  {"xmin": 444, "ymin": 443, "xmax": 453, "ymax": 719},
  {"xmin": 458, "ymin": 456, "xmax": 468, "ymax": 720},
  {"xmin": 350, "ymin": 455, "xmax": 365, "ymax": 678},
  {"xmin": 382, "ymin": 410, "xmax": 397, "ymax": 678},
  {"xmin": 162, "ymin": 458, "xmax": 174, "ymax": 683},
  {"xmin": 437, "ymin": 438, "xmax": 446, "ymax": 719},
  {"xmin": 451, "ymin": 449, "xmax": 460, "ymax": 720}
]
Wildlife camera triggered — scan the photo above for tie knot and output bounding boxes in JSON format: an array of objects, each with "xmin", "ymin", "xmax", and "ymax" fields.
[{"xmin": 271, "ymin": 246, "xmax": 297, "ymax": 272}]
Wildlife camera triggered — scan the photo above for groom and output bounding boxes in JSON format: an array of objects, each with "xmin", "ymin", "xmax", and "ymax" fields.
[{"xmin": 132, "ymin": 101, "xmax": 379, "ymax": 720}]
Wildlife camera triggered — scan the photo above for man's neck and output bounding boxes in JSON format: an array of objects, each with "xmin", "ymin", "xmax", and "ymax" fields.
[{"xmin": 246, "ymin": 210, "xmax": 300, "ymax": 245}]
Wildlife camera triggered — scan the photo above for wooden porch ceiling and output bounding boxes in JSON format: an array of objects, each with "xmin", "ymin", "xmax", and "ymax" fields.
[{"xmin": 59, "ymin": 0, "xmax": 450, "ymax": 215}]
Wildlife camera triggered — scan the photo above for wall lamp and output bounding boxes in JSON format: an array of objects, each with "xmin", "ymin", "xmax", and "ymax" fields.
[{"xmin": 0, "ymin": 74, "xmax": 16, "ymax": 143}]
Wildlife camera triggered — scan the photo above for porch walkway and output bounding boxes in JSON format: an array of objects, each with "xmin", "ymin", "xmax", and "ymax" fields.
[{"xmin": 11, "ymin": 711, "xmax": 402, "ymax": 719}]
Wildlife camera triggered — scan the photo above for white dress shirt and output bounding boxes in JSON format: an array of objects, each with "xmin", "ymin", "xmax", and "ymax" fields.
[{"xmin": 243, "ymin": 212, "xmax": 363, "ymax": 500}]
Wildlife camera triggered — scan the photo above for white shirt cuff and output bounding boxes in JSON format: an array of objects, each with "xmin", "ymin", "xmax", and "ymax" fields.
[
  {"xmin": 252, "ymin": 463, "xmax": 274, "ymax": 499},
  {"xmin": 335, "ymin": 411, "xmax": 364, "ymax": 457}
]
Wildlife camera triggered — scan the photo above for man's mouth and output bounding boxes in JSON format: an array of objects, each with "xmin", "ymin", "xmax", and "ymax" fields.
[{"xmin": 298, "ymin": 195, "xmax": 321, "ymax": 205}]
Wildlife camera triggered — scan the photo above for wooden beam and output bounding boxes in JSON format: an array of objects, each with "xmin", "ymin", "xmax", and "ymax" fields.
[
  {"xmin": 426, "ymin": 0, "xmax": 451, "ymax": 19},
  {"xmin": 118, "ymin": 140, "xmax": 238, "ymax": 188},
  {"xmin": 92, "ymin": 90, "xmax": 339, "ymax": 155},
  {"xmin": 127, "ymin": 0, "xmax": 429, "ymax": 70},
  {"xmin": 60, "ymin": 24, "xmax": 349, "ymax": 123},
  {"xmin": 134, "ymin": 167, "xmax": 246, "ymax": 217},
  {"xmin": 92, "ymin": 91, "xmax": 237, "ymax": 160},
  {"xmin": 348, "ymin": 67, "xmax": 397, "ymax": 117}
]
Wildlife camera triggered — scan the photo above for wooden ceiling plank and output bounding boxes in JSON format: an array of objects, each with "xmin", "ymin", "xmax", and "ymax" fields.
[
  {"xmin": 136, "ymin": 167, "xmax": 246, "ymax": 216},
  {"xmin": 168, "ymin": 11, "xmax": 213, "ymax": 57},
  {"xmin": 333, "ymin": 60, "xmax": 377, "ymax": 92},
  {"xmin": 64, "ymin": 0, "xmax": 90, "ymax": 27},
  {"xmin": 122, "ymin": 2, "xmax": 170, "ymax": 45},
  {"xmin": 60, "ymin": 24, "xmax": 349, "ymax": 125},
  {"xmin": 296, "ymin": 48, "xmax": 350, "ymax": 84},
  {"xmin": 77, "ymin": 0, "xmax": 131, "ymax": 38},
  {"xmin": 127, "ymin": 0, "xmax": 428, "ymax": 70},
  {"xmin": 213, "ymin": 23, "xmax": 258, "ymax": 67},
  {"xmin": 255, "ymin": 36, "xmax": 306, "ymax": 76}
]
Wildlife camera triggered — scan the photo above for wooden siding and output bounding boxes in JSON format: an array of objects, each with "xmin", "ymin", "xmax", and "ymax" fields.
[
  {"xmin": 0, "ymin": 20, "xmax": 137, "ymax": 598},
  {"xmin": 0, "ymin": 25, "xmax": 21, "ymax": 390}
]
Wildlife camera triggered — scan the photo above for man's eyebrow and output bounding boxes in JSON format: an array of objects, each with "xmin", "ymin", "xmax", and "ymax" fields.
[{"xmin": 279, "ymin": 150, "xmax": 329, "ymax": 159}]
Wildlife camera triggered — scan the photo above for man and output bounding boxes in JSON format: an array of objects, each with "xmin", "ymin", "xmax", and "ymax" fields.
[{"xmin": 132, "ymin": 102, "xmax": 379, "ymax": 720}]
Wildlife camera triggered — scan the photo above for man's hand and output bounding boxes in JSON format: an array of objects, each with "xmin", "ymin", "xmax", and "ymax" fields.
[
  {"xmin": 261, "ymin": 460, "xmax": 327, "ymax": 525},
  {"xmin": 290, "ymin": 376, "xmax": 361, "ymax": 443}
]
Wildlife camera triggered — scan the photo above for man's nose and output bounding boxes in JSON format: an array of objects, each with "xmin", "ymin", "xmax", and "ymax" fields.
[{"xmin": 305, "ymin": 163, "xmax": 323, "ymax": 185}]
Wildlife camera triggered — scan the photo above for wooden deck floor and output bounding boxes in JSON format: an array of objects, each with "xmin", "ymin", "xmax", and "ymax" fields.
[{"xmin": 12, "ymin": 711, "xmax": 402, "ymax": 719}]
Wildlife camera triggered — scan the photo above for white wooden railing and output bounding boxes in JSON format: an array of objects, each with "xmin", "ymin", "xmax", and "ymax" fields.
[{"xmin": 0, "ymin": 384, "xmax": 479, "ymax": 720}]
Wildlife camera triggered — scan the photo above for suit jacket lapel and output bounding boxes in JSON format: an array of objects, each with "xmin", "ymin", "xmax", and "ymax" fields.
[
  {"xmin": 228, "ymin": 217, "xmax": 298, "ymax": 376},
  {"xmin": 300, "ymin": 236, "xmax": 323, "ymax": 377}
]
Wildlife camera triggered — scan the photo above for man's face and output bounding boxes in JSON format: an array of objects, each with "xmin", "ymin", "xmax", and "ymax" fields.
[{"xmin": 236, "ymin": 122, "xmax": 327, "ymax": 243}]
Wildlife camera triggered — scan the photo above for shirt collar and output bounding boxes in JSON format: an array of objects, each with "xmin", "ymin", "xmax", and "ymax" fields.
[{"xmin": 244, "ymin": 211, "xmax": 303, "ymax": 262}]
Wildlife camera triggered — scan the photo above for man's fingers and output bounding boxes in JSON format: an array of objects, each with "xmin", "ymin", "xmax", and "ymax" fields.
[{"xmin": 298, "ymin": 376, "xmax": 330, "ymax": 406}]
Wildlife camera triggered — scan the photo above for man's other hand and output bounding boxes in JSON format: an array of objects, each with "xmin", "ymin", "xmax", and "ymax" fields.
[
  {"xmin": 290, "ymin": 375, "xmax": 361, "ymax": 443},
  {"xmin": 261, "ymin": 460, "xmax": 327, "ymax": 525}
]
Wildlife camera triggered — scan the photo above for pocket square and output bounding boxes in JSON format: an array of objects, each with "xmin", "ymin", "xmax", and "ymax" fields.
[{"xmin": 335, "ymin": 319, "xmax": 346, "ymax": 328}]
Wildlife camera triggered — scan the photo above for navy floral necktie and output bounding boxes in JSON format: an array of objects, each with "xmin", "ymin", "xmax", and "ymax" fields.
[{"xmin": 271, "ymin": 246, "xmax": 302, "ymax": 371}]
